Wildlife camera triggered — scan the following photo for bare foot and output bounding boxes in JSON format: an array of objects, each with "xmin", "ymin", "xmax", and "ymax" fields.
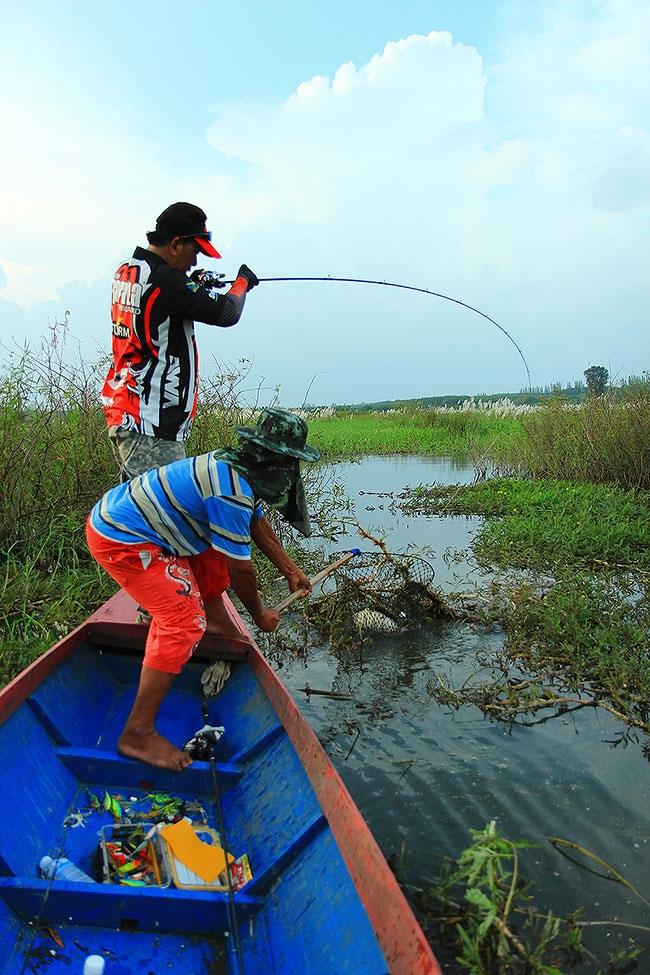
[
  {"xmin": 205, "ymin": 620, "xmax": 243, "ymax": 637},
  {"xmin": 118, "ymin": 729, "xmax": 192, "ymax": 771},
  {"xmin": 205, "ymin": 596, "xmax": 243, "ymax": 638}
]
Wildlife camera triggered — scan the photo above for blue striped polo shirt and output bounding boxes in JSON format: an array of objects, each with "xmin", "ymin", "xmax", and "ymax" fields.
[{"xmin": 89, "ymin": 453, "xmax": 263, "ymax": 559}]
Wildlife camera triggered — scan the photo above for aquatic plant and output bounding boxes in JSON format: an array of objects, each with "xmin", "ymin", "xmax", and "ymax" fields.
[
  {"xmin": 397, "ymin": 478, "xmax": 650, "ymax": 736},
  {"xmin": 419, "ymin": 820, "xmax": 644, "ymax": 975},
  {"xmin": 395, "ymin": 478, "xmax": 650, "ymax": 571}
]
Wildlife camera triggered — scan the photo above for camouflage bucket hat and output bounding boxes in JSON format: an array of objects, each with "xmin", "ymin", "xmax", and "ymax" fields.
[{"xmin": 235, "ymin": 409, "xmax": 320, "ymax": 462}]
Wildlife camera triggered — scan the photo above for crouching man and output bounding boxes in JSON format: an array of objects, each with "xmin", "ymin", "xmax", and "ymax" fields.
[{"xmin": 86, "ymin": 409, "xmax": 319, "ymax": 771}]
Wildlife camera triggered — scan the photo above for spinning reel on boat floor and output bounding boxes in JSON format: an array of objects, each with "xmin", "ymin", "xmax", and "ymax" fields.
[{"xmin": 184, "ymin": 721, "xmax": 225, "ymax": 761}]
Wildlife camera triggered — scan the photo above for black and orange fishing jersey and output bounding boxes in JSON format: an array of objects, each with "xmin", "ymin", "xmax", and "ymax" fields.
[{"xmin": 101, "ymin": 247, "xmax": 246, "ymax": 440}]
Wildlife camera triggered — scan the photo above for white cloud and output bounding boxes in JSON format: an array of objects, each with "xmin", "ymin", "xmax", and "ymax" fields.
[
  {"xmin": 1, "ymin": 4, "xmax": 648, "ymax": 401},
  {"xmin": 0, "ymin": 257, "xmax": 61, "ymax": 308},
  {"xmin": 203, "ymin": 9, "xmax": 649, "ymax": 398},
  {"xmin": 208, "ymin": 32, "xmax": 485, "ymax": 211}
]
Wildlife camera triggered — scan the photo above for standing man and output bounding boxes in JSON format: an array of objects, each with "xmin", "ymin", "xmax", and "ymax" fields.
[
  {"xmin": 102, "ymin": 201, "xmax": 259, "ymax": 479},
  {"xmin": 86, "ymin": 410, "xmax": 319, "ymax": 771}
]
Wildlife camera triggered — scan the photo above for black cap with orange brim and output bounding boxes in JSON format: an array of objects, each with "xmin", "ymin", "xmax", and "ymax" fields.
[
  {"xmin": 193, "ymin": 233, "xmax": 222, "ymax": 259},
  {"xmin": 151, "ymin": 202, "xmax": 222, "ymax": 259}
]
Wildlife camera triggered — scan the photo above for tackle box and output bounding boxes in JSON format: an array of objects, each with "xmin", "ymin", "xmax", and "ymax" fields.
[{"xmin": 99, "ymin": 822, "xmax": 171, "ymax": 888}]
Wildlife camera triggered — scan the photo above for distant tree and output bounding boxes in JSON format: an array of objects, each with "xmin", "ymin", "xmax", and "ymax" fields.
[{"xmin": 584, "ymin": 365, "xmax": 609, "ymax": 397}]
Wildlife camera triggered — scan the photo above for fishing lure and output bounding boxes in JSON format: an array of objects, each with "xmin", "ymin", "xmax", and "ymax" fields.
[
  {"xmin": 86, "ymin": 791, "xmax": 101, "ymax": 811},
  {"xmin": 103, "ymin": 792, "xmax": 123, "ymax": 820}
]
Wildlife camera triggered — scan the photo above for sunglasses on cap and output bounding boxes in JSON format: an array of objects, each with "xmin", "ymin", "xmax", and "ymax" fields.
[
  {"xmin": 177, "ymin": 231, "xmax": 211, "ymax": 242},
  {"xmin": 175, "ymin": 231, "xmax": 221, "ymax": 259}
]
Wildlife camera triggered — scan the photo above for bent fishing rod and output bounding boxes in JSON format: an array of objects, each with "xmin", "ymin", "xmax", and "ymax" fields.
[{"xmin": 193, "ymin": 271, "xmax": 532, "ymax": 389}]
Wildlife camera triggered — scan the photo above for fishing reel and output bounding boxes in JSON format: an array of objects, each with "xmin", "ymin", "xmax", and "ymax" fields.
[
  {"xmin": 183, "ymin": 724, "xmax": 225, "ymax": 761},
  {"xmin": 189, "ymin": 269, "xmax": 227, "ymax": 290}
]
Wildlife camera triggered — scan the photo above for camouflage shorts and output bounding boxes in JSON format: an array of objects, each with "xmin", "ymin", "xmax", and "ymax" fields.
[{"xmin": 108, "ymin": 427, "xmax": 186, "ymax": 482}]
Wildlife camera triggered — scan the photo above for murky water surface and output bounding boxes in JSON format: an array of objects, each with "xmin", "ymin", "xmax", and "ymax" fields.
[{"xmin": 278, "ymin": 456, "xmax": 650, "ymax": 969}]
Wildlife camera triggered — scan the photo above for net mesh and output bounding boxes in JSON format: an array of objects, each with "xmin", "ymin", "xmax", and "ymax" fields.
[
  {"xmin": 332, "ymin": 552, "xmax": 439, "ymax": 621},
  {"xmin": 268, "ymin": 549, "xmax": 455, "ymax": 657}
]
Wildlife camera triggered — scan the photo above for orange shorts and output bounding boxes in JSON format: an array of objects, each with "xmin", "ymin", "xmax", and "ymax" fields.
[{"xmin": 86, "ymin": 521, "xmax": 230, "ymax": 674}]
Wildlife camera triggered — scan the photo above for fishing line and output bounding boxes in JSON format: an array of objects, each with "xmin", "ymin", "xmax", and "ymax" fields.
[
  {"xmin": 272, "ymin": 283, "xmax": 527, "ymax": 517},
  {"xmin": 17, "ymin": 790, "xmax": 84, "ymax": 975},
  {"xmin": 201, "ymin": 718, "xmax": 245, "ymax": 974},
  {"xmin": 197, "ymin": 272, "xmax": 532, "ymax": 390}
]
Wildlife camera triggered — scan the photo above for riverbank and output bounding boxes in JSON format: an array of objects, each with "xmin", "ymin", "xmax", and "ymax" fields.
[
  {"xmin": 310, "ymin": 390, "xmax": 650, "ymax": 490},
  {"xmin": 390, "ymin": 476, "xmax": 650, "ymax": 737}
]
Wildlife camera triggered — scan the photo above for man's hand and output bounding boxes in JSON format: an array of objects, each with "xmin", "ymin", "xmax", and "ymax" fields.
[
  {"xmin": 285, "ymin": 568, "xmax": 311, "ymax": 595},
  {"xmin": 237, "ymin": 265, "xmax": 259, "ymax": 291},
  {"xmin": 255, "ymin": 607, "xmax": 281, "ymax": 632},
  {"xmin": 248, "ymin": 517, "xmax": 311, "ymax": 600}
]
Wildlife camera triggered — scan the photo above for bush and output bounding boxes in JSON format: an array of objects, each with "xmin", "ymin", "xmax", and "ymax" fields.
[{"xmin": 509, "ymin": 392, "xmax": 650, "ymax": 490}]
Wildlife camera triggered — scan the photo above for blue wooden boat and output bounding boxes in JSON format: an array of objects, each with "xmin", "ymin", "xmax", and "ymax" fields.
[{"xmin": 0, "ymin": 591, "xmax": 440, "ymax": 974}]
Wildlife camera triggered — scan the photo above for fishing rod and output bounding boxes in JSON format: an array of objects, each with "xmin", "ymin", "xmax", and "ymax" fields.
[
  {"xmin": 192, "ymin": 271, "xmax": 532, "ymax": 389},
  {"xmin": 185, "ymin": 716, "xmax": 245, "ymax": 974}
]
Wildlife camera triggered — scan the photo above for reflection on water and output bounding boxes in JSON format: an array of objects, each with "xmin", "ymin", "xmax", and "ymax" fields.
[
  {"xmin": 321, "ymin": 454, "xmax": 488, "ymax": 590},
  {"xmin": 281, "ymin": 456, "xmax": 650, "ymax": 968}
]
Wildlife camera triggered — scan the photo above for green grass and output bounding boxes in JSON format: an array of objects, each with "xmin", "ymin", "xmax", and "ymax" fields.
[
  {"xmin": 309, "ymin": 410, "xmax": 522, "ymax": 457},
  {"xmin": 0, "ymin": 518, "xmax": 117, "ymax": 687},
  {"xmin": 398, "ymin": 478, "xmax": 650, "ymax": 571}
]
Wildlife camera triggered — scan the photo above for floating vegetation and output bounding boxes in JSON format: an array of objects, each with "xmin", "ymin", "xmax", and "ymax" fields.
[
  {"xmin": 390, "ymin": 478, "xmax": 650, "ymax": 572},
  {"xmin": 384, "ymin": 478, "xmax": 650, "ymax": 743},
  {"xmin": 418, "ymin": 820, "xmax": 645, "ymax": 975}
]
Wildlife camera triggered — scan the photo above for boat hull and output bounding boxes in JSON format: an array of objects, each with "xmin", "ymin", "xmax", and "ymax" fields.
[{"xmin": 0, "ymin": 592, "xmax": 440, "ymax": 974}]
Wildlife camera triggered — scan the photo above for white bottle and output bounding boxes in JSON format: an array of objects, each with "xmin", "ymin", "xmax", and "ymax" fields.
[
  {"xmin": 39, "ymin": 855, "xmax": 95, "ymax": 883},
  {"xmin": 83, "ymin": 957, "xmax": 106, "ymax": 975}
]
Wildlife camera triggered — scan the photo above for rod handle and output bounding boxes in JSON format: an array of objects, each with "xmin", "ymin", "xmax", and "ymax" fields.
[{"xmin": 273, "ymin": 548, "xmax": 361, "ymax": 613}]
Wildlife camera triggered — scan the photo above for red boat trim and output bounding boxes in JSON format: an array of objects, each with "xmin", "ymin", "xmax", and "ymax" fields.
[{"xmin": 85, "ymin": 621, "xmax": 251, "ymax": 662}]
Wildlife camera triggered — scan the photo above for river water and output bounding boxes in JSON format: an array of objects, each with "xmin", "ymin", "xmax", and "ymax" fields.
[{"xmin": 276, "ymin": 456, "xmax": 650, "ymax": 971}]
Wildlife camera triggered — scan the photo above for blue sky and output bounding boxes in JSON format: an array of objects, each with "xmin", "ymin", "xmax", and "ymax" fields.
[{"xmin": 0, "ymin": 0, "xmax": 648, "ymax": 404}]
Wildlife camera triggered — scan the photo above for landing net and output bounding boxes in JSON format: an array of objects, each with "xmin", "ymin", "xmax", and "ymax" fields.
[{"xmin": 271, "ymin": 549, "xmax": 454, "ymax": 656}]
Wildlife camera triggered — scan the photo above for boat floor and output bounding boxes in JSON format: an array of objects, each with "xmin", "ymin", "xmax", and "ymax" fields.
[{"xmin": 0, "ymin": 630, "xmax": 392, "ymax": 975}]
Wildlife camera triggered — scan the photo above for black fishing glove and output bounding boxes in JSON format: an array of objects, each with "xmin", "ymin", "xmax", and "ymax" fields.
[{"xmin": 237, "ymin": 265, "xmax": 259, "ymax": 291}]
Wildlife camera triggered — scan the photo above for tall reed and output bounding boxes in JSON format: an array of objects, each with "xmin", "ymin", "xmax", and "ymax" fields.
[{"xmin": 493, "ymin": 390, "xmax": 650, "ymax": 489}]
